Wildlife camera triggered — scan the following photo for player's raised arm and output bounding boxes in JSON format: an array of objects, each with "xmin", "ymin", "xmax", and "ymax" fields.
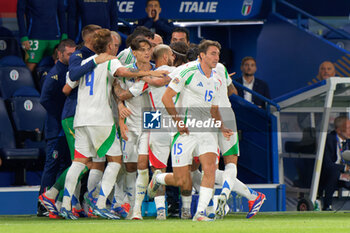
[
  {"xmin": 142, "ymin": 75, "xmax": 171, "ymax": 87},
  {"xmin": 114, "ymin": 66, "xmax": 168, "ymax": 78}
]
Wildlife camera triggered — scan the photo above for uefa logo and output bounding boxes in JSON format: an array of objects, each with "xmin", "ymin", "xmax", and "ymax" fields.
[{"xmin": 143, "ymin": 110, "xmax": 161, "ymax": 129}]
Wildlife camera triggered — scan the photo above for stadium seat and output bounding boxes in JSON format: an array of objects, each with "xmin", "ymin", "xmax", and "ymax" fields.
[
  {"xmin": 0, "ymin": 55, "xmax": 26, "ymax": 67},
  {"xmin": 0, "ymin": 27, "xmax": 22, "ymax": 59},
  {"xmin": 0, "ymin": 66, "xmax": 37, "ymax": 99},
  {"xmin": 0, "ymin": 97, "xmax": 40, "ymax": 185},
  {"xmin": 12, "ymin": 86, "xmax": 40, "ymax": 98},
  {"xmin": 8, "ymin": 96, "xmax": 46, "ymax": 151}
]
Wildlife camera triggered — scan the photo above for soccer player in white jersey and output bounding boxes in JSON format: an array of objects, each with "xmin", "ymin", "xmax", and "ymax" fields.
[
  {"xmin": 148, "ymin": 40, "xmax": 233, "ymax": 221},
  {"xmin": 113, "ymin": 37, "xmax": 156, "ymax": 220},
  {"xmin": 175, "ymin": 60, "xmax": 266, "ymax": 219},
  {"xmin": 145, "ymin": 44, "xmax": 175, "ymax": 220},
  {"xmin": 213, "ymin": 63, "xmax": 266, "ymax": 219},
  {"xmin": 59, "ymin": 29, "xmax": 122, "ymax": 220},
  {"xmin": 142, "ymin": 43, "xmax": 189, "ymax": 219},
  {"xmin": 59, "ymin": 30, "xmax": 167, "ymax": 220},
  {"xmin": 117, "ymin": 26, "xmax": 156, "ymax": 65}
]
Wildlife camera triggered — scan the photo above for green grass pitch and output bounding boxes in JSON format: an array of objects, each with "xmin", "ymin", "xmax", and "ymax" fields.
[{"xmin": 1, "ymin": 212, "xmax": 350, "ymax": 233}]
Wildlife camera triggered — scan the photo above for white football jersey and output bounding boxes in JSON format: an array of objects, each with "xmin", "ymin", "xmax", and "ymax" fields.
[
  {"xmin": 66, "ymin": 72, "xmax": 78, "ymax": 89},
  {"xmin": 74, "ymin": 55, "xmax": 123, "ymax": 127},
  {"xmin": 168, "ymin": 62, "xmax": 220, "ymax": 125},
  {"xmin": 213, "ymin": 62, "xmax": 233, "ymax": 108},
  {"xmin": 168, "ymin": 60, "xmax": 198, "ymax": 80},
  {"xmin": 213, "ymin": 63, "xmax": 237, "ymax": 131},
  {"xmin": 117, "ymin": 47, "xmax": 136, "ymax": 66},
  {"xmin": 120, "ymin": 63, "xmax": 154, "ymax": 132},
  {"xmin": 148, "ymin": 65, "xmax": 176, "ymax": 110}
]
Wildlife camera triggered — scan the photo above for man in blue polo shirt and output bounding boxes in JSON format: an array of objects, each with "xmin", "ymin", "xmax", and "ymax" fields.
[{"xmin": 39, "ymin": 39, "xmax": 76, "ymax": 203}]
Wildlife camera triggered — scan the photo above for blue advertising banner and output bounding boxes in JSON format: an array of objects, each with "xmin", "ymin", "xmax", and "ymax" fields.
[{"xmin": 117, "ymin": 0, "xmax": 263, "ymax": 20}]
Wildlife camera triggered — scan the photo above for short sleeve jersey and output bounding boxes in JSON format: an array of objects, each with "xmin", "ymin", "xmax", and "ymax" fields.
[
  {"xmin": 74, "ymin": 56, "xmax": 123, "ymax": 127},
  {"xmin": 117, "ymin": 47, "xmax": 136, "ymax": 66},
  {"xmin": 168, "ymin": 60, "xmax": 198, "ymax": 80},
  {"xmin": 148, "ymin": 65, "xmax": 176, "ymax": 110},
  {"xmin": 66, "ymin": 72, "xmax": 79, "ymax": 89},
  {"xmin": 168, "ymin": 63, "xmax": 219, "ymax": 122},
  {"xmin": 119, "ymin": 63, "xmax": 154, "ymax": 132},
  {"xmin": 213, "ymin": 62, "xmax": 233, "ymax": 108}
]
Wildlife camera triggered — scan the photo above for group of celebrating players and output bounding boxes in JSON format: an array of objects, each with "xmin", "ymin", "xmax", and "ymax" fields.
[{"xmin": 38, "ymin": 24, "xmax": 265, "ymax": 222}]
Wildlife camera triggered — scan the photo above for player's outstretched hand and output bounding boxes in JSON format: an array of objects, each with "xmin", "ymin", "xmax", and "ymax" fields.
[
  {"xmin": 95, "ymin": 53, "xmax": 116, "ymax": 64},
  {"xmin": 221, "ymin": 127, "xmax": 233, "ymax": 140},
  {"xmin": 177, "ymin": 123, "xmax": 189, "ymax": 135},
  {"xmin": 120, "ymin": 122, "xmax": 129, "ymax": 141},
  {"xmin": 120, "ymin": 107, "xmax": 132, "ymax": 119},
  {"xmin": 150, "ymin": 70, "xmax": 169, "ymax": 77}
]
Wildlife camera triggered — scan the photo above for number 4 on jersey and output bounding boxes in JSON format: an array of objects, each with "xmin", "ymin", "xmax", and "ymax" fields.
[{"xmin": 86, "ymin": 71, "xmax": 95, "ymax": 95}]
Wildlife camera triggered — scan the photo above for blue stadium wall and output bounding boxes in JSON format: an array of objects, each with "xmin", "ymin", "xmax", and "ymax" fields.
[
  {"xmin": 186, "ymin": 24, "xmax": 263, "ymax": 79},
  {"xmin": 256, "ymin": 13, "xmax": 350, "ymax": 98}
]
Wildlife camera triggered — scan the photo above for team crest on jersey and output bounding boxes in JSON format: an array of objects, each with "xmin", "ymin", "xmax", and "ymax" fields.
[
  {"xmin": 52, "ymin": 150, "xmax": 58, "ymax": 159},
  {"xmin": 215, "ymin": 82, "xmax": 220, "ymax": 91},
  {"xmin": 242, "ymin": 0, "xmax": 253, "ymax": 16},
  {"xmin": 143, "ymin": 110, "xmax": 161, "ymax": 129},
  {"xmin": 24, "ymin": 100, "xmax": 33, "ymax": 111},
  {"xmin": 124, "ymin": 154, "xmax": 128, "ymax": 160},
  {"xmin": 30, "ymin": 52, "xmax": 35, "ymax": 60},
  {"xmin": 172, "ymin": 78, "xmax": 180, "ymax": 84}
]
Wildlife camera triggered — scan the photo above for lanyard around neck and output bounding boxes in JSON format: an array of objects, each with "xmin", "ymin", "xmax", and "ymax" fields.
[{"xmin": 337, "ymin": 135, "xmax": 346, "ymax": 164}]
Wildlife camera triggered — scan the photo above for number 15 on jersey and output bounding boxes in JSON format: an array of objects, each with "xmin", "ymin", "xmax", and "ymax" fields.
[{"xmin": 173, "ymin": 143, "xmax": 183, "ymax": 155}]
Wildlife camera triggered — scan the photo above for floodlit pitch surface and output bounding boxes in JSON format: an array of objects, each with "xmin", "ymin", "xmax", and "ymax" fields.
[{"xmin": 0, "ymin": 212, "xmax": 350, "ymax": 233}]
